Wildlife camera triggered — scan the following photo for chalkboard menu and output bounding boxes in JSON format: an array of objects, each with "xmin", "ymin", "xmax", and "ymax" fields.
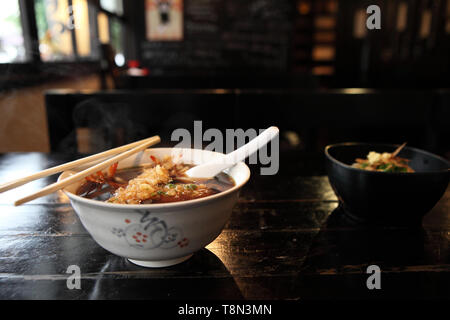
[{"xmin": 141, "ymin": 0, "xmax": 293, "ymax": 74}]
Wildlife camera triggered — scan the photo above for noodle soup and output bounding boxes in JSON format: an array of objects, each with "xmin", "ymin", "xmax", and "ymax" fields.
[{"xmin": 76, "ymin": 155, "xmax": 235, "ymax": 204}]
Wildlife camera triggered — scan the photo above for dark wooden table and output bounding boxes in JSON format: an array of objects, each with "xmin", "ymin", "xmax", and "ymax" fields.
[{"xmin": 0, "ymin": 151, "xmax": 448, "ymax": 300}]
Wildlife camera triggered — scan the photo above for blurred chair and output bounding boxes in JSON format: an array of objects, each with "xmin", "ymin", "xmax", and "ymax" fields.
[
  {"xmin": 99, "ymin": 43, "xmax": 125, "ymax": 90},
  {"xmin": 334, "ymin": 0, "xmax": 450, "ymax": 88}
]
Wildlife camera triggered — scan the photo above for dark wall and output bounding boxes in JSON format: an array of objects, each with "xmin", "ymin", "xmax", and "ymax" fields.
[
  {"xmin": 127, "ymin": 0, "xmax": 294, "ymax": 76},
  {"xmin": 122, "ymin": 0, "xmax": 450, "ymax": 89}
]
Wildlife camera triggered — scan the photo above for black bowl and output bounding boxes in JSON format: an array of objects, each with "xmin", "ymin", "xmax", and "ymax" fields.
[{"xmin": 325, "ymin": 143, "xmax": 450, "ymax": 226}]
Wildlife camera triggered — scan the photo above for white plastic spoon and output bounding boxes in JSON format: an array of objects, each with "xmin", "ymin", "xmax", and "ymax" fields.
[{"xmin": 184, "ymin": 126, "xmax": 279, "ymax": 178}]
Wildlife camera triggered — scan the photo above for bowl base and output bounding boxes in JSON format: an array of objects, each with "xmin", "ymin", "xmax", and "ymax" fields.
[{"xmin": 128, "ymin": 254, "xmax": 193, "ymax": 268}]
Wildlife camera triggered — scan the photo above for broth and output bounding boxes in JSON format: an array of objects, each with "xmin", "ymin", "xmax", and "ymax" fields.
[{"xmin": 76, "ymin": 165, "xmax": 235, "ymax": 204}]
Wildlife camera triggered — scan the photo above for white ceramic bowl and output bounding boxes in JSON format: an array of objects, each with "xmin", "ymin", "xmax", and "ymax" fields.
[{"xmin": 59, "ymin": 148, "xmax": 250, "ymax": 267}]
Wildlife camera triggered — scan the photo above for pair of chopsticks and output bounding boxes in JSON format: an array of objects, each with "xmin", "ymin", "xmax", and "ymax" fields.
[{"xmin": 0, "ymin": 135, "xmax": 161, "ymax": 206}]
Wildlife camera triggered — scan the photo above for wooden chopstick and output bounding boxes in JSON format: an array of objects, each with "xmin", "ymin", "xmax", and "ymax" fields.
[
  {"xmin": 14, "ymin": 135, "xmax": 160, "ymax": 206},
  {"xmin": 0, "ymin": 136, "xmax": 160, "ymax": 194}
]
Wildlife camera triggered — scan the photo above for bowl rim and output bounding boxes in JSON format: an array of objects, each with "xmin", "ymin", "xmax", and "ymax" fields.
[
  {"xmin": 325, "ymin": 142, "xmax": 450, "ymax": 175},
  {"xmin": 60, "ymin": 147, "xmax": 251, "ymax": 210}
]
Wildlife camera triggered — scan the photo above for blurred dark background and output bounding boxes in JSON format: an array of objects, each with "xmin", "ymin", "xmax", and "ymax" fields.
[{"xmin": 0, "ymin": 0, "xmax": 449, "ymax": 158}]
